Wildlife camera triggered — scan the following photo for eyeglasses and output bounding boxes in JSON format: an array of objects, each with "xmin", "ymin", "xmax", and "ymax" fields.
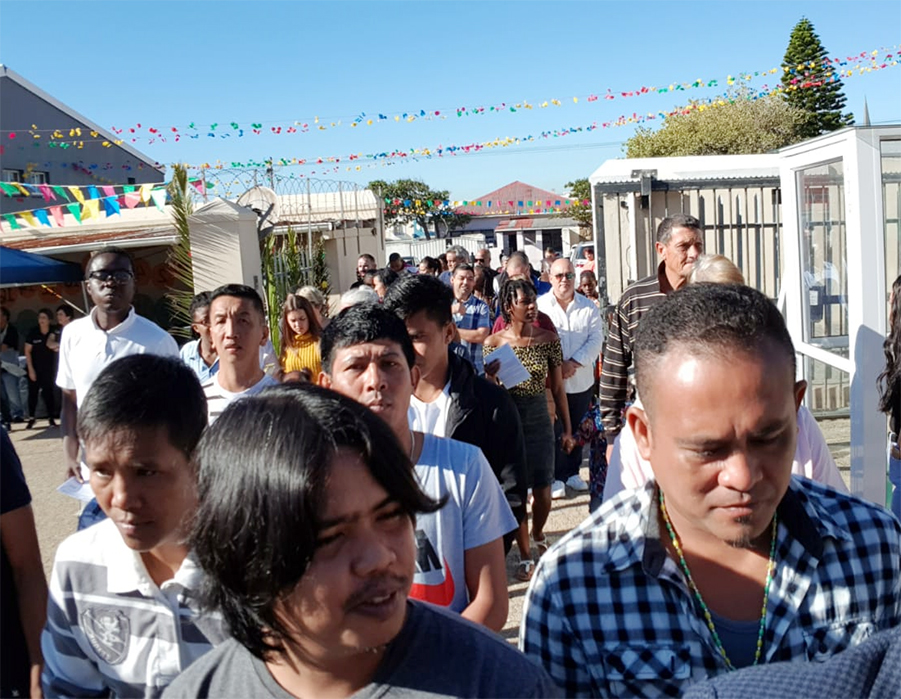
[
  {"xmin": 553, "ymin": 273, "xmax": 576, "ymax": 281},
  {"xmin": 86, "ymin": 270, "xmax": 134, "ymax": 284}
]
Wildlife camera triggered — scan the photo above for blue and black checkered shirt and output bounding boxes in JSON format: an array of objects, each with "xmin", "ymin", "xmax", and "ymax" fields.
[{"xmin": 520, "ymin": 478, "xmax": 901, "ymax": 698}]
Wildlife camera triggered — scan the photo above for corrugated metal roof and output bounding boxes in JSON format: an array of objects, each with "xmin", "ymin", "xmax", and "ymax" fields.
[
  {"xmin": 5, "ymin": 227, "xmax": 175, "ymax": 252},
  {"xmin": 589, "ymin": 154, "xmax": 779, "ymax": 185}
]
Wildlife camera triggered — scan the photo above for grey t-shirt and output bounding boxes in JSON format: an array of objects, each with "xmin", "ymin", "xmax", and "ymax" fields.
[{"xmin": 162, "ymin": 601, "xmax": 559, "ymax": 698}]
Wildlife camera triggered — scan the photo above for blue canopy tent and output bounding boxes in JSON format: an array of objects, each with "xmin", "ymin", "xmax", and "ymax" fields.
[{"xmin": 0, "ymin": 245, "xmax": 83, "ymax": 286}]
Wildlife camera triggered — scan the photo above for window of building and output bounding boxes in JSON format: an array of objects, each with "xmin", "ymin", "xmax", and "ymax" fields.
[
  {"xmin": 26, "ymin": 171, "xmax": 49, "ymax": 185},
  {"xmin": 2, "ymin": 169, "xmax": 22, "ymax": 182}
]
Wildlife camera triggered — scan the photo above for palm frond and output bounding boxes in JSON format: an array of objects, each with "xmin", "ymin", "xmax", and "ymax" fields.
[{"xmin": 165, "ymin": 164, "xmax": 195, "ymax": 338}]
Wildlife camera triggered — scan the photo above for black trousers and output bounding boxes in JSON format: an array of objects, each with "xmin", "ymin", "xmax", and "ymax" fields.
[
  {"xmin": 554, "ymin": 386, "xmax": 594, "ymax": 482},
  {"xmin": 28, "ymin": 371, "xmax": 57, "ymax": 418}
]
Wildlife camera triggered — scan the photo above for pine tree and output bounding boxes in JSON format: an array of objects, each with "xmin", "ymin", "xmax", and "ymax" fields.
[{"xmin": 781, "ymin": 17, "xmax": 853, "ymax": 139}]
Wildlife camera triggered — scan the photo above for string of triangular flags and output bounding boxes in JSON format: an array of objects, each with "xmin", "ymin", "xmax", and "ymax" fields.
[
  {"xmin": 186, "ymin": 65, "xmax": 893, "ymax": 174},
  {"xmin": 0, "ymin": 179, "xmax": 210, "ymax": 232},
  {"xmin": 2, "ymin": 45, "xmax": 896, "ymax": 148}
]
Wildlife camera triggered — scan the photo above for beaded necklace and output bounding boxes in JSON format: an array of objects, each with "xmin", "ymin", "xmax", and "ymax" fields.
[{"xmin": 658, "ymin": 490, "xmax": 777, "ymax": 670}]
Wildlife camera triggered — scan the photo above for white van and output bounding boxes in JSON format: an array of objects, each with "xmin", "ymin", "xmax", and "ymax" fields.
[{"xmin": 569, "ymin": 242, "xmax": 596, "ymax": 275}]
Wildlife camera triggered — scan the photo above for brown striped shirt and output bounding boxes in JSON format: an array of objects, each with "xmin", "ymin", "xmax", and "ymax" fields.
[{"xmin": 599, "ymin": 263, "xmax": 670, "ymax": 436}]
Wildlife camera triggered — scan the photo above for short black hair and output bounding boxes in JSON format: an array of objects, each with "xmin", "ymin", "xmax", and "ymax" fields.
[
  {"xmin": 452, "ymin": 263, "xmax": 474, "ymax": 277},
  {"xmin": 56, "ymin": 304, "xmax": 74, "ymax": 319},
  {"xmin": 634, "ymin": 283, "xmax": 795, "ymax": 414},
  {"xmin": 0, "ymin": 307, "xmax": 9, "ymax": 321},
  {"xmin": 388, "ymin": 252, "xmax": 402, "ymax": 263},
  {"xmin": 188, "ymin": 291, "xmax": 212, "ymax": 319},
  {"xmin": 192, "ymin": 382, "xmax": 443, "ymax": 660},
  {"xmin": 499, "ymin": 278, "xmax": 537, "ymax": 323},
  {"xmin": 37, "ymin": 307, "xmax": 53, "ymax": 320},
  {"xmin": 88, "ymin": 245, "xmax": 134, "ymax": 271},
  {"xmin": 320, "ymin": 303, "xmax": 416, "ymax": 374},
  {"xmin": 656, "ymin": 213, "xmax": 702, "ymax": 244},
  {"xmin": 383, "ymin": 273, "xmax": 453, "ymax": 327},
  {"xmin": 209, "ymin": 283, "xmax": 266, "ymax": 319},
  {"xmin": 77, "ymin": 355, "xmax": 207, "ymax": 457}
]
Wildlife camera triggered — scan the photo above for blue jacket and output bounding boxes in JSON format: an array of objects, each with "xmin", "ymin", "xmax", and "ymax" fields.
[{"xmin": 683, "ymin": 625, "xmax": 901, "ymax": 699}]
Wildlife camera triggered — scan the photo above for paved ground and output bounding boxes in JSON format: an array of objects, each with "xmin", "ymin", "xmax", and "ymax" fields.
[{"xmin": 9, "ymin": 416, "xmax": 852, "ymax": 645}]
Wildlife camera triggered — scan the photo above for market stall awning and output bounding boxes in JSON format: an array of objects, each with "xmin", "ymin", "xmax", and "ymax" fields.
[{"xmin": 0, "ymin": 245, "xmax": 83, "ymax": 286}]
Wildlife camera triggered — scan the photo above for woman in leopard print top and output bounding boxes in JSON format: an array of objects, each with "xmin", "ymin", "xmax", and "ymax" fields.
[{"xmin": 484, "ymin": 278, "xmax": 573, "ymax": 582}]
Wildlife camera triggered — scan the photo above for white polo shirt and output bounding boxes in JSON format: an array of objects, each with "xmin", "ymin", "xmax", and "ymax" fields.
[
  {"xmin": 56, "ymin": 307, "xmax": 179, "ymax": 407},
  {"xmin": 537, "ymin": 291, "xmax": 604, "ymax": 394}
]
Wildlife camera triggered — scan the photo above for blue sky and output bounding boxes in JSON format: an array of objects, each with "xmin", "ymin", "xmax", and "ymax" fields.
[{"xmin": 1, "ymin": 0, "xmax": 899, "ymax": 199}]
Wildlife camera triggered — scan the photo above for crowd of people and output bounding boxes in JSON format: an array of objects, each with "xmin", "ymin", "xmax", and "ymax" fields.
[{"xmin": 2, "ymin": 217, "xmax": 900, "ymax": 698}]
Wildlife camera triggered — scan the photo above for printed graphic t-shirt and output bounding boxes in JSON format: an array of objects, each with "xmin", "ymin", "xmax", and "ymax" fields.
[{"xmin": 410, "ymin": 434, "xmax": 517, "ymax": 613}]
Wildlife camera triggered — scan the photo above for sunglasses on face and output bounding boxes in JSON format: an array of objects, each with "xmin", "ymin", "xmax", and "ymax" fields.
[
  {"xmin": 553, "ymin": 273, "xmax": 575, "ymax": 281},
  {"xmin": 86, "ymin": 270, "xmax": 134, "ymax": 284}
]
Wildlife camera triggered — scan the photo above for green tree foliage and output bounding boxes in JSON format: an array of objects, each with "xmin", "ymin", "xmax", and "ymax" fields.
[
  {"xmin": 781, "ymin": 17, "xmax": 853, "ymax": 139},
  {"xmin": 260, "ymin": 228, "xmax": 331, "ymax": 354},
  {"xmin": 564, "ymin": 178, "xmax": 592, "ymax": 231},
  {"xmin": 369, "ymin": 178, "xmax": 469, "ymax": 239},
  {"xmin": 624, "ymin": 91, "xmax": 805, "ymax": 157}
]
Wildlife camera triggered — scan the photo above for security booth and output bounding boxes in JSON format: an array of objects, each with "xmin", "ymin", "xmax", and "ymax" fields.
[{"xmin": 779, "ymin": 125, "xmax": 901, "ymax": 505}]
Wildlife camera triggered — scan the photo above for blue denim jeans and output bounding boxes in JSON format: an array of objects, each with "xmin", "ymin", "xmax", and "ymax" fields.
[{"xmin": 0, "ymin": 371, "xmax": 24, "ymax": 421}]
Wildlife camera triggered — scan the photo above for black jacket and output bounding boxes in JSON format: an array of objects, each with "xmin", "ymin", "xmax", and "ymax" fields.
[{"xmin": 444, "ymin": 350, "xmax": 528, "ymax": 515}]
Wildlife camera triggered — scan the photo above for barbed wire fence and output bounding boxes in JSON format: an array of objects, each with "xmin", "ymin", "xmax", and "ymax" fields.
[{"xmin": 191, "ymin": 166, "xmax": 377, "ymax": 350}]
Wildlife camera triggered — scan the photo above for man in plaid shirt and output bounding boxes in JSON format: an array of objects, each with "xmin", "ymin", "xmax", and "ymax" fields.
[{"xmin": 521, "ymin": 284, "xmax": 901, "ymax": 698}]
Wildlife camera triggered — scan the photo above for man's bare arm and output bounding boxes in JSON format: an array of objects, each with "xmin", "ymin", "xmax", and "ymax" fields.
[
  {"xmin": 2, "ymin": 504, "xmax": 48, "ymax": 699},
  {"xmin": 60, "ymin": 389, "xmax": 80, "ymax": 481},
  {"xmin": 460, "ymin": 538, "xmax": 509, "ymax": 632},
  {"xmin": 457, "ymin": 327, "xmax": 490, "ymax": 344}
]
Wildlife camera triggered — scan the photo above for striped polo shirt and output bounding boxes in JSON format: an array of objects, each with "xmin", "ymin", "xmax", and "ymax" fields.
[
  {"xmin": 599, "ymin": 263, "xmax": 670, "ymax": 437},
  {"xmin": 201, "ymin": 372, "xmax": 279, "ymax": 424},
  {"xmin": 41, "ymin": 519, "xmax": 227, "ymax": 698}
]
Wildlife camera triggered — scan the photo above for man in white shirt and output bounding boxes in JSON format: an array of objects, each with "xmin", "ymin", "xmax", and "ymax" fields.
[
  {"xmin": 56, "ymin": 247, "xmax": 178, "ymax": 485},
  {"xmin": 202, "ymin": 284, "xmax": 279, "ymax": 423},
  {"xmin": 538, "ymin": 258, "xmax": 604, "ymax": 498},
  {"xmin": 319, "ymin": 304, "xmax": 515, "ymax": 632}
]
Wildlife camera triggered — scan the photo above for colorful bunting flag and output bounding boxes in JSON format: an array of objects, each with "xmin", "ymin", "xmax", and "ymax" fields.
[
  {"xmin": 102, "ymin": 196, "xmax": 121, "ymax": 217},
  {"xmin": 49, "ymin": 205, "xmax": 65, "ymax": 227},
  {"xmin": 150, "ymin": 189, "xmax": 167, "ymax": 211},
  {"xmin": 34, "ymin": 209, "xmax": 51, "ymax": 227},
  {"xmin": 68, "ymin": 186, "xmax": 85, "ymax": 204},
  {"xmin": 66, "ymin": 203, "xmax": 82, "ymax": 223}
]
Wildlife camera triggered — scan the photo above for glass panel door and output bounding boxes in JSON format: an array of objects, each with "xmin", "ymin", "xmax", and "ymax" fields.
[{"xmin": 797, "ymin": 160, "xmax": 848, "ymax": 355}]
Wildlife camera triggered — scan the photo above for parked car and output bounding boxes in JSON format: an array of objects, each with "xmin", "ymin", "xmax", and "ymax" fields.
[{"xmin": 570, "ymin": 242, "xmax": 595, "ymax": 274}]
